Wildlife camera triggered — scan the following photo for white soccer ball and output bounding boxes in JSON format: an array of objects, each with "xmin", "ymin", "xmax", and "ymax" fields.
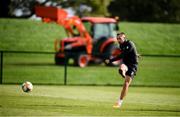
[{"xmin": 22, "ymin": 81, "xmax": 33, "ymax": 93}]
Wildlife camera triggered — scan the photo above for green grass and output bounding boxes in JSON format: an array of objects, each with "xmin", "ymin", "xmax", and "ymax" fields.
[
  {"xmin": 0, "ymin": 19, "xmax": 180, "ymax": 116},
  {"xmin": 0, "ymin": 18, "xmax": 180, "ymax": 55},
  {"xmin": 0, "ymin": 19, "xmax": 180, "ymax": 87},
  {"xmin": 1, "ymin": 85, "xmax": 180, "ymax": 116},
  {"xmin": 119, "ymin": 22, "xmax": 180, "ymax": 55},
  {"xmin": 2, "ymin": 53, "xmax": 180, "ymax": 87},
  {"xmin": 0, "ymin": 18, "xmax": 66, "ymax": 52}
]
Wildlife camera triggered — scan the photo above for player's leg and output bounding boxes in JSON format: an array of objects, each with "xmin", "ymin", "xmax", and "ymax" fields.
[
  {"xmin": 120, "ymin": 75, "xmax": 132, "ymax": 100},
  {"xmin": 119, "ymin": 63, "xmax": 128, "ymax": 78},
  {"xmin": 120, "ymin": 66, "xmax": 136, "ymax": 101},
  {"xmin": 113, "ymin": 76, "xmax": 132, "ymax": 108},
  {"xmin": 121, "ymin": 64, "xmax": 128, "ymax": 77}
]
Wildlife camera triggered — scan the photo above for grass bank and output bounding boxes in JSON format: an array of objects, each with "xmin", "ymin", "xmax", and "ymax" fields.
[{"xmin": 0, "ymin": 18, "xmax": 180, "ymax": 55}]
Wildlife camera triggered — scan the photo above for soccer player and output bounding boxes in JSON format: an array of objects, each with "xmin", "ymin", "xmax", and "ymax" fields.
[{"xmin": 106, "ymin": 32, "xmax": 139, "ymax": 108}]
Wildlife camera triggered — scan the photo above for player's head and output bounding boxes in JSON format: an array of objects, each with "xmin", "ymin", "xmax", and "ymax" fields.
[{"xmin": 117, "ymin": 32, "xmax": 126, "ymax": 44}]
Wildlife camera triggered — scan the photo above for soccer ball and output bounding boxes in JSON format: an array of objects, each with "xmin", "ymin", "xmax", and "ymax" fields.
[{"xmin": 22, "ymin": 81, "xmax": 33, "ymax": 93}]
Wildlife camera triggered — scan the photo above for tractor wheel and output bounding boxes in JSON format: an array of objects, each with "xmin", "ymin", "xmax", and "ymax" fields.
[
  {"xmin": 74, "ymin": 54, "xmax": 89, "ymax": 68},
  {"xmin": 55, "ymin": 53, "xmax": 67, "ymax": 65},
  {"xmin": 104, "ymin": 45, "xmax": 121, "ymax": 66}
]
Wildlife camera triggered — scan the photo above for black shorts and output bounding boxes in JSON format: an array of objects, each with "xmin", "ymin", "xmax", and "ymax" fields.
[{"xmin": 119, "ymin": 65, "xmax": 137, "ymax": 78}]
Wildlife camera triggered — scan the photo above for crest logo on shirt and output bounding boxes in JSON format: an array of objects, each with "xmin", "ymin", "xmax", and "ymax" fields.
[{"xmin": 131, "ymin": 71, "xmax": 134, "ymax": 76}]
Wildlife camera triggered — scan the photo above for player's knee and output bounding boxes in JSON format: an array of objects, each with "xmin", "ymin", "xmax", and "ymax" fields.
[{"xmin": 120, "ymin": 64, "xmax": 128, "ymax": 71}]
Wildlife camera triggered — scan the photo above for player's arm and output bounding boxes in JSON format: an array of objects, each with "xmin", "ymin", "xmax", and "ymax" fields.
[
  {"xmin": 110, "ymin": 42, "xmax": 134, "ymax": 62},
  {"xmin": 106, "ymin": 42, "xmax": 134, "ymax": 63},
  {"xmin": 104, "ymin": 52, "xmax": 124, "ymax": 64},
  {"xmin": 109, "ymin": 53, "xmax": 124, "ymax": 62}
]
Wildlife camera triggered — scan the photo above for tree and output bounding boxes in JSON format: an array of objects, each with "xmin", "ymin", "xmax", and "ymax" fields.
[
  {"xmin": 0, "ymin": 0, "xmax": 10, "ymax": 17},
  {"xmin": 108, "ymin": 0, "xmax": 180, "ymax": 23}
]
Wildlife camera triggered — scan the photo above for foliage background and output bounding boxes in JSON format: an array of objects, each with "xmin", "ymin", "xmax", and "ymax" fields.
[
  {"xmin": 108, "ymin": 0, "xmax": 180, "ymax": 23},
  {"xmin": 1, "ymin": 0, "xmax": 180, "ymax": 23}
]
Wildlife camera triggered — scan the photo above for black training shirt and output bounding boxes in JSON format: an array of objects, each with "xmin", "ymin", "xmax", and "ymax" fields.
[{"xmin": 110, "ymin": 40, "xmax": 138, "ymax": 67}]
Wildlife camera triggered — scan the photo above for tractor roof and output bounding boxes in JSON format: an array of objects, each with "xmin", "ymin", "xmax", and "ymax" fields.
[{"xmin": 81, "ymin": 17, "xmax": 117, "ymax": 23}]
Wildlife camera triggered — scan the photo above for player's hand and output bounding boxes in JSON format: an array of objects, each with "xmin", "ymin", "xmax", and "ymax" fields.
[{"xmin": 105, "ymin": 59, "xmax": 110, "ymax": 64}]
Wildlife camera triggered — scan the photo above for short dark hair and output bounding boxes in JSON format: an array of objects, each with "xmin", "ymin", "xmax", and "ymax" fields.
[{"xmin": 117, "ymin": 32, "xmax": 125, "ymax": 36}]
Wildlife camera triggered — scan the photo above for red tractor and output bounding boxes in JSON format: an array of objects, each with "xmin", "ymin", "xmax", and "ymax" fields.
[{"xmin": 35, "ymin": 6, "xmax": 121, "ymax": 67}]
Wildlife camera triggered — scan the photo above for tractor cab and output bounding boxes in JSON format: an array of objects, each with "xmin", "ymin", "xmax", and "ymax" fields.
[{"xmin": 81, "ymin": 17, "xmax": 119, "ymax": 57}]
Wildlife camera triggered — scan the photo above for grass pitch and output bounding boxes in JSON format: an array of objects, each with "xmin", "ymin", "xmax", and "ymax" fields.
[
  {"xmin": 2, "ymin": 53, "xmax": 180, "ymax": 87},
  {"xmin": 1, "ymin": 85, "xmax": 180, "ymax": 116},
  {"xmin": 1, "ymin": 18, "xmax": 180, "ymax": 116}
]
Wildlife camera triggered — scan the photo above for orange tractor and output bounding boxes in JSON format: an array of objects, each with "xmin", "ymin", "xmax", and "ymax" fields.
[{"xmin": 35, "ymin": 6, "xmax": 121, "ymax": 67}]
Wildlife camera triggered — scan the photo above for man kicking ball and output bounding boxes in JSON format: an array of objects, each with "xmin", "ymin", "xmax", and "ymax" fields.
[{"xmin": 106, "ymin": 32, "xmax": 139, "ymax": 108}]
